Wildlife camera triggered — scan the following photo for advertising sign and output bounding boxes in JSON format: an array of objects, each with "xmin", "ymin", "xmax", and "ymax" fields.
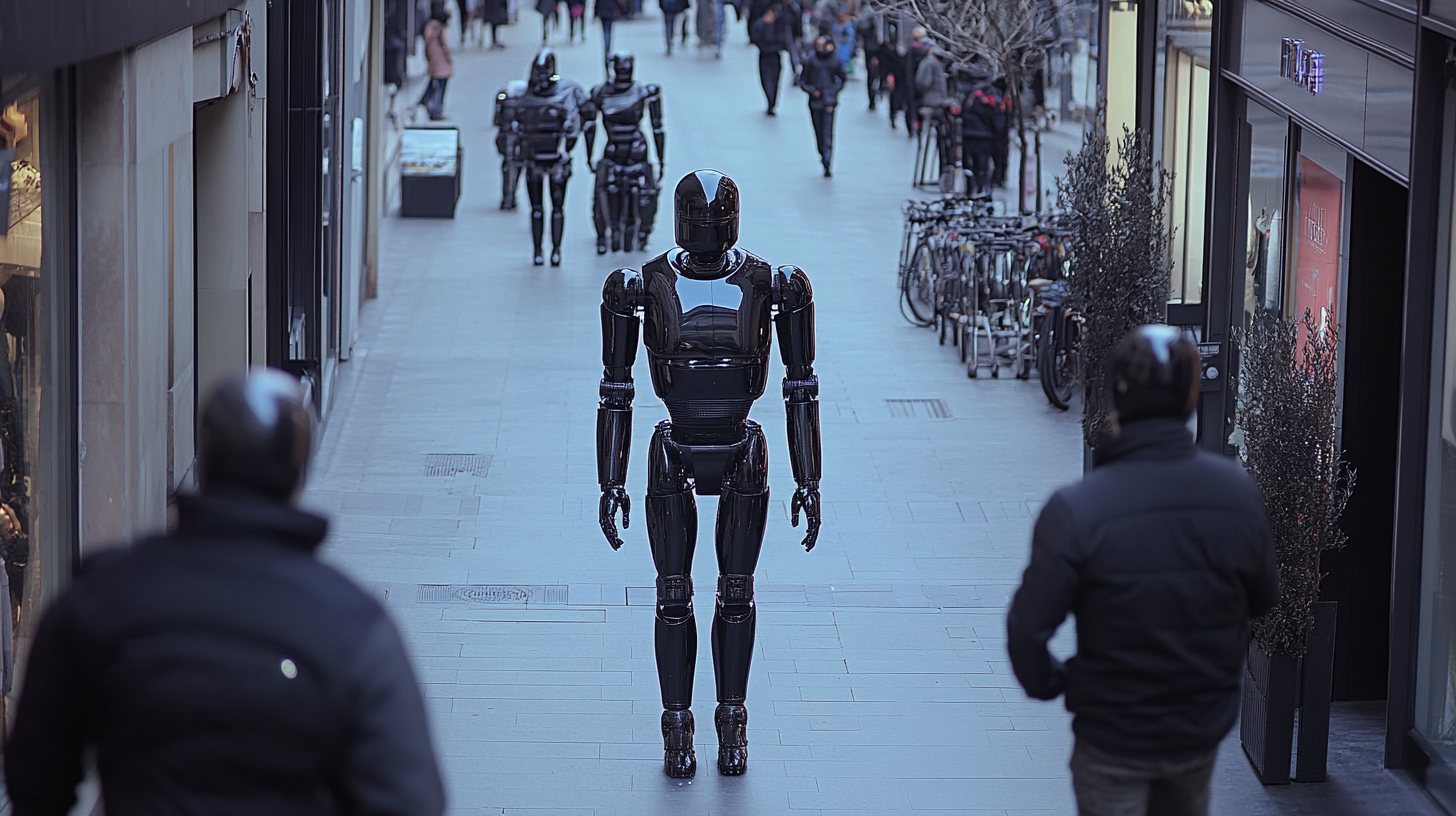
[
  {"xmin": 1292, "ymin": 154, "xmax": 1343, "ymax": 348},
  {"xmin": 400, "ymin": 128, "xmax": 459, "ymax": 177}
]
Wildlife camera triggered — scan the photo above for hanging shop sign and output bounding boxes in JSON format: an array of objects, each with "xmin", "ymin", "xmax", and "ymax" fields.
[{"xmin": 1280, "ymin": 38, "xmax": 1325, "ymax": 94}]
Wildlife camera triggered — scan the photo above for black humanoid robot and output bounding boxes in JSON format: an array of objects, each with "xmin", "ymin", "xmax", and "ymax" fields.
[
  {"xmin": 508, "ymin": 50, "xmax": 593, "ymax": 266},
  {"xmin": 584, "ymin": 51, "xmax": 665, "ymax": 255},
  {"xmin": 596, "ymin": 170, "xmax": 823, "ymax": 779},
  {"xmin": 493, "ymin": 79, "xmax": 527, "ymax": 211}
]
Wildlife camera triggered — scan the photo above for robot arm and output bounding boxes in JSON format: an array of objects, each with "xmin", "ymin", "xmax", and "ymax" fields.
[
  {"xmin": 598, "ymin": 268, "xmax": 642, "ymax": 550},
  {"xmin": 774, "ymin": 265, "xmax": 822, "ymax": 552},
  {"xmin": 582, "ymin": 89, "xmax": 600, "ymax": 169},
  {"xmin": 647, "ymin": 84, "xmax": 666, "ymax": 180}
]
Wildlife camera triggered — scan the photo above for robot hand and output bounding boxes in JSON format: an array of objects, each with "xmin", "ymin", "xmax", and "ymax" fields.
[
  {"xmin": 599, "ymin": 485, "xmax": 631, "ymax": 550},
  {"xmin": 658, "ymin": 163, "xmax": 666, "ymax": 183},
  {"xmin": 790, "ymin": 483, "xmax": 821, "ymax": 552}
]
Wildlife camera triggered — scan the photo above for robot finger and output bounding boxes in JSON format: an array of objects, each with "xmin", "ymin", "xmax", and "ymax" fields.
[{"xmin": 621, "ymin": 492, "xmax": 632, "ymax": 530}]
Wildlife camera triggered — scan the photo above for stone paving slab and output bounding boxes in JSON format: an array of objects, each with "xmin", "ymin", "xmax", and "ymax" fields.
[{"xmin": 303, "ymin": 11, "xmax": 1443, "ymax": 816}]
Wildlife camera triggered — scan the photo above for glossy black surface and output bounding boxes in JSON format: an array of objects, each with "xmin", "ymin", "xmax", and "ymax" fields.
[
  {"xmin": 197, "ymin": 369, "xmax": 312, "ymax": 502},
  {"xmin": 505, "ymin": 50, "xmax": 590, "ymax": 264},
  {"xmin": 493, "ymin": 79, "xmax": 527, "ymax": 210},
  {"xmin": 674, "ymin": 170, "xmax": 740, "ymax": 257},
  {"xmin": 595, "ymin": 172, "xmax": 821, "ymax": 777},
  {"xmin": 1108, "ymin": 325, "xmax": 1201, "ymax": 424},
  {"xmin": 585, "ymin": 51, "xmax": 665, "ymax": 253}
]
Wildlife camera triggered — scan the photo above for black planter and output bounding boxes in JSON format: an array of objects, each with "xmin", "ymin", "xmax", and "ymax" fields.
[
  {"xmin": 1241, "ymin": 602, "xmax": 1338, "ymax": 785},
  {"xmin": 1242, "ymin": 637, "xmax": 1297, "ymax": 784}
]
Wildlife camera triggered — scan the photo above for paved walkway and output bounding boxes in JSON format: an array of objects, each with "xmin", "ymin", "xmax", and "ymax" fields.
[{"xmin": 306, "ymin": 13, "xmax": 1442, "ymax": 816}]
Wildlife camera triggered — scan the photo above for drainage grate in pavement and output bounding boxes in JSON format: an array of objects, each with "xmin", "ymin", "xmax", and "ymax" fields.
[
  {"xmin": 886, "ymin": 399, "xmax": 952, "ymax": 419},
  {"xmin": 423, "ymin": 453, "xmax": 492, "ymax": 477},
  {"xmin": 417, "ymin": 584, "xmax": 568, "ymax": 604}
]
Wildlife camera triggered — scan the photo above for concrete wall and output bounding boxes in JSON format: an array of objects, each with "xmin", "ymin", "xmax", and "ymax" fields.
[{"xmin": 77, "ymin": 27, "xmax": 197, "ymax": 551}]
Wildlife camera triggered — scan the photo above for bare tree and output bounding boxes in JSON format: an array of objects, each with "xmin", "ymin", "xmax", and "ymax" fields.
[{"xmin": 868, "ymin": 0, "xmax": 1057, "ymax": 211}]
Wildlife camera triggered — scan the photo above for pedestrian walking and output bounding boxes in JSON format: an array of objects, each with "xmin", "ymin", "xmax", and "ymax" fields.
[
  {"xmin": 697, "ymin": 0, "xmax": 724, "ymax": 57},
  {"xmin": 750, "ymin": 3, "xmax": 798, "ymax": 115},
  {"xmin": 1007, "ymin": 326, "xmax": 1279, "ymax": 816},
  {"xmin": 904, "ymin": 27, "xmax": 930, "ymax": 137},
  {"xmin": 798, "ymin": 35, "xmax": 846, "ymax": 176},
  {"xmin": 482, "ymin": 0, "xmax": 510, "ymax": 47},
  {"xmin": 537, "ymin": 0, "xmax": 560, "ymax": 43},
  {"xmin": 960, "ymin": 83, "xmax": 999, "ymax": 193},
  {"xmin": 419, "ymin": 5, "xmax": 455, "ymax": 119},
  {"xmin": 857, "ymin": 7, "xmax": 885, "ymax": 110},
  {"xmin": 569, "ymin": 0, "xmax": 587, "ymax": 41},
  {"xmin": 991, "ymin": 75, "xmax": 1011, "ymax": 187},
  {"xmin": 660, "ymin": 0, "xmax": 689, "ymax": 54},
  {"xmin": 596, "ymin": 0, "xmax": 629, "ymax": 58},
  {"xmin": 4, "ymin": 369, "xmax": 447, "ymax": 816}
]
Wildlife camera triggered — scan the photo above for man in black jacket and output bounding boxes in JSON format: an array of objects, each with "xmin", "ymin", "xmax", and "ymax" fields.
[
  {"xmin": 750, "ymin": 3, "xmax": 799, "ymax": 115},
  {"xmin": 5, "ymin": 370, "xmax": 446, "ymax": 816},
  {"xmin": 798, "ymin": 35, "xmax": 847, "ymax": 177},
  {"xmin": 1008, "ymin": 326, "xmax": 1278, "ymax": 816}
]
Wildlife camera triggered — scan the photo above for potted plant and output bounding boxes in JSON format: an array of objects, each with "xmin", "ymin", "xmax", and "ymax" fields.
[
  {"xmin": 1235, "ymin": 310, "xmax": 1353, "ymax": 784},
  {"xmin": 1058, "ymin": 125, "xmax": 1172, "ymax": 450}
]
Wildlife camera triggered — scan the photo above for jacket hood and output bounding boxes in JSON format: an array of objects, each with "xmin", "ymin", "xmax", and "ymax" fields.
[
  {"xmin": 174, "ymin": 493, "xmax": 329, "ymax": 553},
  {"xmin": 1092, "ymin": 417, "xmax": 1197, "ymax": 468}
]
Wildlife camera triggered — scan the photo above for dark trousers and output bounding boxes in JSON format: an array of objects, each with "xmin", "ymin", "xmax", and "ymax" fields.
[
  {"xmin": 809, "ymin": 104, "xmax": 835, "ymax": 166},
  {"xmin": 601, "ymin": 18, "xmax": 615, "ymax": 55},
  {"xmin": 964, "ymin": 138, "xmax": 994, "ymax": 193},
  {"xmin": 758, "ymin": 51, "xmax": 783, "ymax": 111},
  {"xmin": 1070, "ymin": 739, "xmax": 1217, "ymax": 816},
  {"xmin": 993, "ymin": 132, "xmax": 1009, "ymax": 186},
  {"xmin": 418, "ymin": 77, "xmax": 449, "ymax": 119},
  {"xmin": 864, "ymin": 52, "xmax": 883, "ymax": 107}
]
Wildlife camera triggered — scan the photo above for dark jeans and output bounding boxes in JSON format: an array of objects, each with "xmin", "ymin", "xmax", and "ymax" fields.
[
  {"xmin": 809, "ymin": 104, "xmax": 836, "ymax": 166},
  {"xmin": 964, "ymin": 138, "xmax": 994, "ymax": 193},
  {"xmin": 601, "ymin": 18, "xmax": 615, "ymax": 55},
  {"xmin": 418, "ymin": 77, "xmax": 449, "ymax": 119},
  {"xmin": 1070, "ymin": 739, "xmax": 1217, "ymax": 816},
  {"xmin": 758, "ymin": 51, "xmax": 783, "ymax": 110}
]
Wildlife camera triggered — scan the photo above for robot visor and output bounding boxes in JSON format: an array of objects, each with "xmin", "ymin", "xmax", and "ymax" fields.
[{"xmin": 676, "ymin": 218, "xmax": 739, "ymax": 253}]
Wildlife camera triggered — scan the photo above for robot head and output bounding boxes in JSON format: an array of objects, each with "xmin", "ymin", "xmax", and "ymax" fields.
[
  {"xmin": 197, "ymin": 368, "xmax": 313, "ymax": 503},
  {"xmin": 529, "ymin": 50, "xmax": 559, "ymax": 94},
  {"xmin": 1108, "ymin": 325, "xmax": 1200, "ymax": 425},
  {"xmin": 675, "ymin": 170, "xmax": 740, "ymax": 257},
  {"xmin": 609, "ymin": 51, "xmax": 635, "ymax": 88}
]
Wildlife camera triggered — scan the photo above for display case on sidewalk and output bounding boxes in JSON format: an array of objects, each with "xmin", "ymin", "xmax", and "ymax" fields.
[{"xmin": 400, "ymin": 126, "xmax": 461, "ymax": 218}]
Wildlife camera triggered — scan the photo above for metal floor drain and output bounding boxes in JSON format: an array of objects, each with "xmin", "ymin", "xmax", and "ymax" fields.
[
  {"xmin": 423, "ymin": 453, "xmax": 492, "ymax": 477},
  {"xmin": 886, "ymin": 399, "xmax": 952, "ymax": 419},
  {"xmin": 417, "ymin": 584, "xmax": 568, "ymax": 604}
]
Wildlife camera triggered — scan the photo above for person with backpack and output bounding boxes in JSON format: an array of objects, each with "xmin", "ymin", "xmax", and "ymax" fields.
[{"xmin": 961, "ymin": 82, "xmax": 1000, "ymax": 193}]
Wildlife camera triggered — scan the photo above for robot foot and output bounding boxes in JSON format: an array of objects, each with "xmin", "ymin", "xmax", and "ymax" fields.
[
  {"xmin": 637, "ymin": 231, "xmax": 651, "ymax": 252},
  {"xmin": 596, "ymin": 236, "xmax": 608, "ymax": 255},
  {"xmin": 662, "ymin": 710, "xmax": 697, "ymax": 779},
  {"xmin": 501, "ymin": 198, "xmax": 517, "ymax": 211},
  {"xmin": 715, "ymin": 704, "xmax": 748, "ymax": 776},
  {"xmin": 610, "ymin": 231, "xmax": 622, "ymax": 253},
  {"xmin": 532, "ymin": 251, "xmax": 545, "ymax": 266},
  {"xmin": 550, "ymin": 248, "xmax": 562, "ymax": 267}
]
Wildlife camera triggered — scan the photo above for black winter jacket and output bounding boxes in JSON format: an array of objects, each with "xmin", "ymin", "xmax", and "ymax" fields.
[
  {"xmin": 1007, "ymin": 418, "xmax": 1279, "ymax": 758},
  {"xmin": 799, "ymin": 52, "xmax": 846, "ymax": 110},
  {"xmin": 5, "ymin": 494, "xmax": 446, "ymax": 816}
]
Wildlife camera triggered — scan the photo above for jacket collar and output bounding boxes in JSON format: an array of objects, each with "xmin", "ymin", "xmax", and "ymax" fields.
[
  {"xmin": 1093, "ymin": 417, "xmax": 1197, "ymax": 468},
  {"xmin": 174, "ymin": 493, "xmax": 329, "ymax": 553}
]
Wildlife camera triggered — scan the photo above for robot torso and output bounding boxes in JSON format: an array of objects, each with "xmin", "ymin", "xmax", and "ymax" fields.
[
  {"xmin": 638, "ymin": 248, "xmax": 775, "ymax": 443},
  {"xmin": 591, "ymin": 82, "xmax": 659, "ymax": 165},
  {"xmin": 515, "ymin": 79, "xmax": 585, "ymax": 163}
]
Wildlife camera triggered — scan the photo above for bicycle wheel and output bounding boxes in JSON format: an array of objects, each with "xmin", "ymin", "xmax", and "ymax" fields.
[
  {"xmin": 1040, "ymin": 310, "xmax": 1075, "ymax": 410},
  {"xmin": 901, "ymin": 240, "xmax": 937, "ymax": 326}
]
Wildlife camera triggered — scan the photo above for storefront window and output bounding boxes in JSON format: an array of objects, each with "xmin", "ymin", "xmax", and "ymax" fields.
[
  {"xmin": 1243, "ymin": 102, "xmax": 1288, "ymax": 325},
  {"xmin": 1416, "ymin": 84, "xmax": 1456, "ymax": 815},
  {"xmin": 0, "ymin": 72, "xmax": 74, "ymax": 728},
  {"xmin": 1164, "ymin": 50, "xmax": 1210, "ymax": 303}
]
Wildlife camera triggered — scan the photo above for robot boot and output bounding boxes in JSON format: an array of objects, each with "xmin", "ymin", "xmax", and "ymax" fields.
[
  {"xmin": 714, "ymin": 704, "xmax": 748, "ymax": 775},
  {"xmin": 661, "ymin": 709, "xmax": 697, "ymax": 778}
]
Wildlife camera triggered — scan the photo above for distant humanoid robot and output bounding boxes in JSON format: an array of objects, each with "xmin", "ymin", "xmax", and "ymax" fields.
[
  {"xmin": 493, "ymin": 79, "xmax": 528, "ymax": 211},
  {"xmin": 596, "ymin": 170, "xmax": 822, "ymax": 779},
  {"xmin": 507, "ymin": 50, "xmax": 593, "ymax": 266},
  {"xmin": 584, "ymin": 51, "xmax": 665, "ymax": 254}
]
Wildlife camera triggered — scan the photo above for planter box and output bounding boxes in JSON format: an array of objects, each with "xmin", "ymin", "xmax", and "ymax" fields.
[{"xmin": 1241, "ymin": 601, "xmax": 1337, "ymax": 785}]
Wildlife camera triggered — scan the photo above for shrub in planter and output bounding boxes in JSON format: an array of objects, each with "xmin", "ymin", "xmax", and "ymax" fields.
[
  {"xmin": 1235, "ymin": 310, "xmax": 1353, "ymax": 784},
  {"xmin": 1058, "ymin": 126, "xmax": 1172, "ymax": 450}
]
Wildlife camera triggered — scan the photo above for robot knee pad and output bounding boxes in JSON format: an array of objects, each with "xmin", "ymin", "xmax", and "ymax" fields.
[
  {"xmin": 716, "ymin": 574, "xmax": 755, "ymax": 624},
  {"xmin": 656, "ymin": 574, "xmax": 694, "ymax": 623}
]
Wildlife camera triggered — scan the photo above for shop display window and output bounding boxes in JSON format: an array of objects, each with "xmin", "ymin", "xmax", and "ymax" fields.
[
  {"xmin": 1416, "ymin": 84, "xmax": 1456, "ymax": 815},
  {"xmin": 0, "ymin": 73, "xmax": 73, "ymax": 730},
  {"xmin": 1243, "ymin": 103, "xmax": 1289, "ymax": 324},
  {"xmin": 1163, "ymin": 49, "xmax": 1211, "ymax": 304}
]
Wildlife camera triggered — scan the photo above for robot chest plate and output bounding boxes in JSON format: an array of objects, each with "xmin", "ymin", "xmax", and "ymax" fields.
[{"xmin": 642, "ymin": 259, "xmax": 773, "ymax": 358}]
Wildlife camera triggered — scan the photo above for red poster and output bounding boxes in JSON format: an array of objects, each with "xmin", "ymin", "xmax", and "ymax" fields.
[{"xmin": 1292, "ymin": 156, "xmax": 1343, "ymax": 343}]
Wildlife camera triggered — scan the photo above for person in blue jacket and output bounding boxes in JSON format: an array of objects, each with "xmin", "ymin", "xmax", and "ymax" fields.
[{"xmin": 797, "ymin": 35, "xmax": 846, "ymax": 176}]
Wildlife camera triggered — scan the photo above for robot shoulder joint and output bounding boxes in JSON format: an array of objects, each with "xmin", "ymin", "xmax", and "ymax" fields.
[
  {"xmin": 603, "ymin": 268, "xmax": 644, "ymax": 313},
  {"xmin": 775, "ymin": 265, "xmax": 813, "ymax": 311}
]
